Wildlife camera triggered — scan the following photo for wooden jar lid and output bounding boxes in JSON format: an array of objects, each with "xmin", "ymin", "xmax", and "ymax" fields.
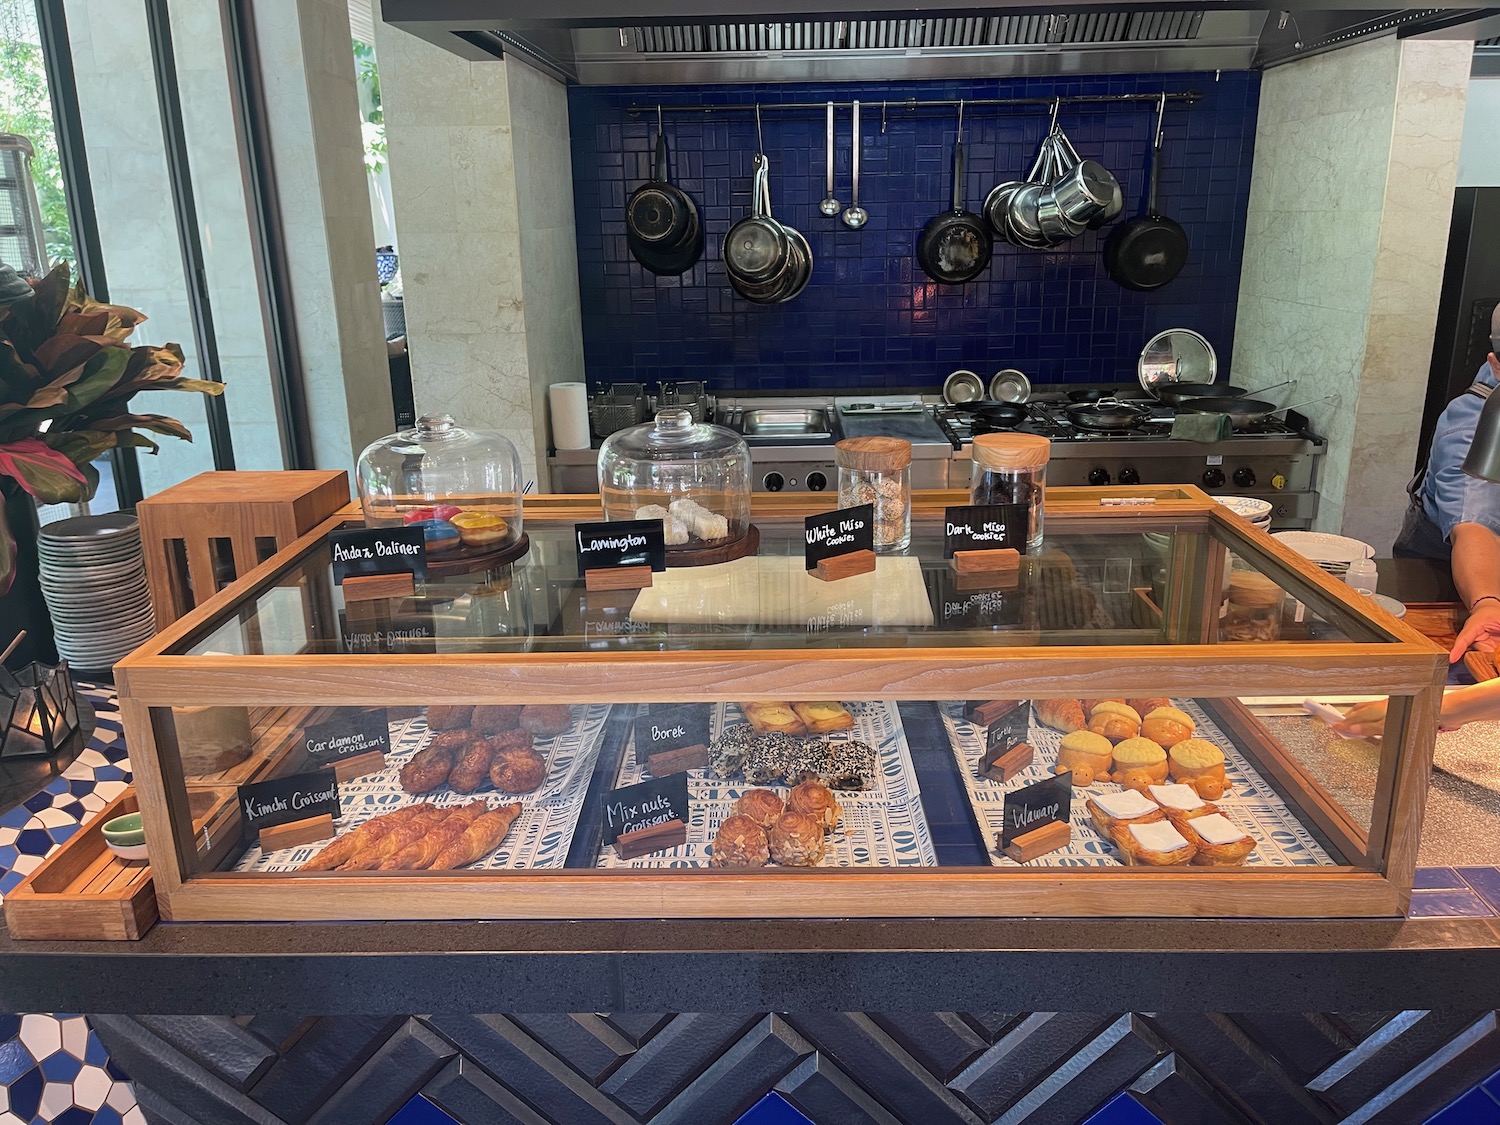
[
  {"xmin": 1226, "ymin": 570, "xmax": 1283, "ymax": 607},
  {"xmin": 835, "ymin": 436, "xmax": 912, "ymax": 472},
  {"xmin": 971, "ymin": 432, "xmax": 1051, "ymax": 470}
]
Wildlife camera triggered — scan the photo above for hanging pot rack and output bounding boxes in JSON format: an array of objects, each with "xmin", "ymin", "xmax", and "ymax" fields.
[{"xmin": 626, "ymin": 90, "xmax": 1200, "ymax": 118}]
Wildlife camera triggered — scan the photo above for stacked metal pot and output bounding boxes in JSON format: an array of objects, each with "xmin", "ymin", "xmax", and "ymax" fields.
[
  {"xmin": 984, "ymin": 119, "xmax": 1122, "ymax": 250},
  {"xmin": 722, "ymin": 154, "xmax": 812, "ymax": 305}
]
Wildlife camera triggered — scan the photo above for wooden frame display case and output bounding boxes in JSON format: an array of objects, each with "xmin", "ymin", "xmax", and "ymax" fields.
[{"xmin": 113, "ymin": 487, "xmax": 1446, "ymax": 924}]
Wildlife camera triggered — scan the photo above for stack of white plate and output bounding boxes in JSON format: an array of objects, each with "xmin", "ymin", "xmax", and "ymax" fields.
[
  {"xmin": 1216, "ymin": 495, "xmax": 1273, "ymax": 532},
  {"xmin": 37, "ymin": 514, "xmax": 155, "ymax": 670},
  {"xmin": 1271, "ymin": 530, "xmax": 1375, "ymax": 578}
]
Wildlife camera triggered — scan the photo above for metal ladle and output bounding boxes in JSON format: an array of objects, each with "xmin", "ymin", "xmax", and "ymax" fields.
[
  {"xmin": 819, "ymin": 102, "xmax": 840, "ymax": 217},
  {"xmin": 842, "ymin": 100, "xmax": 868, "ymax": 230}
]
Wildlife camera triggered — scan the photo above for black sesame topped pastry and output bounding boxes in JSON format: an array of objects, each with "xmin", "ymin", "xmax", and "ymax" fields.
[
  {"xmin": 782, "ymin": 739, "xmax": 830, "ymax": 785},
  {"xmin": 823, "ymin": 739, "xmax": 877, "ymax": 791},
  {"xmin": 743, "ymin": 732, "xmax": 797, "ymax": 785},
  {"xmin": 709, "ymin": 723, "xmax": 756, "ymax": 779}
]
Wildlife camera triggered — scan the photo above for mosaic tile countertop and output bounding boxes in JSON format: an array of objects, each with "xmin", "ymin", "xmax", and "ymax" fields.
[{"xmin": 941, "ymin": 699, "xmax": 1334, "ymax": 868}]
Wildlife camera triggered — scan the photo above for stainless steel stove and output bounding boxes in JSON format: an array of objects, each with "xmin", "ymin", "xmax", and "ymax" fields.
[{"xmin": 934, "ymin": 398, "xmax": 1326, "ymax": 529}]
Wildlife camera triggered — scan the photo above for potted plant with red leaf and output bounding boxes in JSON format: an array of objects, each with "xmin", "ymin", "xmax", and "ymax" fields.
[{"xmin": 0, "ymin": 261, "xmax": 222, "ymax": 657}]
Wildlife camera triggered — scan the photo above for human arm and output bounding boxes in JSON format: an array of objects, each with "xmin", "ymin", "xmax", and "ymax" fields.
[
  {"xmin": 1448, "ymin": 522, "xmax": 1500, "ymax": 660},
  {"xmin": 1330, "ymin": 678, "xmax": 1500, "ymax": 737}
]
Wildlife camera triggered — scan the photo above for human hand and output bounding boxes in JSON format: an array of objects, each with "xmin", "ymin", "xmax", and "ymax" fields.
[
  {"xmin": 1332, "ymin": 700, "xmax": 1388, "ymax": 739},
  {"xmin": 1450, "ymin": 600, "xmax": 1500, "ymax": 663}
]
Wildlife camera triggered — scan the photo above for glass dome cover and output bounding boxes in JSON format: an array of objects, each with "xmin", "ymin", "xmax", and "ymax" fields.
[
  {"xmin": 597, "ymin": 408, "xmax": 752, "ymax": 551},
  {"xmin": 356, "ymin": 413, "xmax": 523, "ymax": 553}
]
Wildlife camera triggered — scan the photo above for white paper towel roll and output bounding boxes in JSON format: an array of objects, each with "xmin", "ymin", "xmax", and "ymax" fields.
[{"xmin": 549, "ymin": 382, "xmax": 591, "ymax": 450}]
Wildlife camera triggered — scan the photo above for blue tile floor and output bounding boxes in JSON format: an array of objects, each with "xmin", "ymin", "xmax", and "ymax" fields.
[{"xmin": 0, "ymin": 684, "xmax": 1490, "ymax": 1124}]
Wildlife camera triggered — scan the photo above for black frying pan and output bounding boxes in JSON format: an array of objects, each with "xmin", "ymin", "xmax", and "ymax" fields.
[
  {"xmin": 918, "ymin": 134, "xmax": 992, "ymax": 285},
  {"xmin": 1104, "ymin": 95, "xmax": 1187, "ymax": 293},
  {"xmin": 1065, "ymin": 400, "xmax": 1150, "ymax": 432},
  {"xmin": 626, "ymin": 132, "xmax": 702, "ymax": 275},
  {"xmin": 1156, "ymin": 382, "xmax": 1249, "ymax": 407},
  {"xmin": 970, "ymin": 401, "xmax": 1030, "ymax": 427}
]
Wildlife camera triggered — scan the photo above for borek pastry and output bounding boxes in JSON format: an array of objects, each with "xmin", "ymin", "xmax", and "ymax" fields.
[
  {"xmin": 708, "ymin": 723, "xmax": 756, "ymax": 778},
  {"xmin": 783, "ymin": 739, "xmax": 829, "ymax": 785},
  {"xmin": 744, "ymin": 733, "xmax": 797, "ymax": 784},
  {"xmin": 824, "ymin": 739, "xmax": 876, "ymax": 791}
]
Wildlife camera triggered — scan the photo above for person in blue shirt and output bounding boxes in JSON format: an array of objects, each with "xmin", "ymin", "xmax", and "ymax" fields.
[{"xmin": 1393, "ymin": 305, "xmax": 1500, "ymax": 661}]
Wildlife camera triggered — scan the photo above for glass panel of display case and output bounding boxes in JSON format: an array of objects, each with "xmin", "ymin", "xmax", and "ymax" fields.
[
  {"xmin": 166, "ymin": 515, "xmax": 1395, "ymax": 658},
  {"xmin": 153, "ymin": 692, "xmax": 1400, "ymax": 880}
]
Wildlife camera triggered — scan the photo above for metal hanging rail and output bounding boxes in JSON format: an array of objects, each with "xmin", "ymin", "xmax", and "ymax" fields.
[{"xmin": 625, "ymin": 91, "xmax": 1200, "ymax": 116}]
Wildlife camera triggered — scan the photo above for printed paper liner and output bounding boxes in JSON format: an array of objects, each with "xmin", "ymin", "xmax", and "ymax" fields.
[
  {"xmin": 597, "ymin": 701, "xmax": 938, "ymax": 869},
  {"xmin": 940, "ymin": 699, "xmax": 1335, "ymax": 867},
  {"xmin": 234, "ymin": 704, "xmax": 614, "ymax": 872}
]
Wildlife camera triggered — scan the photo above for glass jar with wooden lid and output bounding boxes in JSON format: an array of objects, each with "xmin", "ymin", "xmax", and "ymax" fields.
[
  {"xmin": 836, "ymin": 436, "xmax": 912, "ymax": 552},
  {"xmin": 969, "ymin": 433, "xmax": 1050, "ymax": 553},
  {"xmin": 1222, "ymin": 569, "xmax": 1284, "ymax": 641}
]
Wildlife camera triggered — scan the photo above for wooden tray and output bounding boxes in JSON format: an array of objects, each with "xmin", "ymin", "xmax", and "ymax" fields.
[
  {"xmin": 5, "ymin": 790, "xmax": 158, "ymax": 940},
  {"xmin": 663, "ymin": 523, "xmax": 759, "ymax": 567}
]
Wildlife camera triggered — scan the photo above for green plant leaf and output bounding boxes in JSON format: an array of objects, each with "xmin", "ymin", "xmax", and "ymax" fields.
[
  {"xmin": 113, "ymin": 430, "xmax": 160, "ymax": 455},
  {"xmin": 0, "ymin": 498, "xmax": 12, "ymax": 598},
  {"xmin": 0, "ymin": 437, "xmax": 89, "ymax": 503},
  {"xmin": 87, "ymin": 412, "xmax": 194, "ymax": 441},
  {"xmin": 43, "ymin": 428, "xmax": 118, "ymax": 465},
  {"xmin": 0, "ymin": 339, "xmax": 41, "ymax": 401},
  {"xmin": 33, "ymin": 334, "xmax": 109, "ymax": 378},
  {"xmin": 29, "ymin": 263, "xmax": 70, "ymax": 329},
  {"xmin": 62, "ymin": 347, "xmax": 130, "ymax": 412}
]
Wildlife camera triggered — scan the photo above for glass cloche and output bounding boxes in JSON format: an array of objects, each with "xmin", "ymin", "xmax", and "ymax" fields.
[
  {"xmin": 597, "ymin": 408, "xmax": 753, "ymax": 556},
  {"xmin": 356, "ymin": 413, "xmax": 523, "ymax": 555}
]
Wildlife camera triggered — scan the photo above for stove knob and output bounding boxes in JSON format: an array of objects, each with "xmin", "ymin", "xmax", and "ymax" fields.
[
  {"xmin": 1088, "ymin": 467, "xmax": 1111, "ymax": 486},
  {"xmin": 763, "ymin": 472, "xmax": 784, "ymax": 492},
  {"xmin": 1233, "ymin": 467, "xmax": 1257, "ymax": 488},
  {"xmin": 1272, "ymin": 473, "xmax": 1287, "ymax": 491},
  {"xmin": 1202, "ymin": 467, "xmax": 1226, "ymax": 488},
  {"xmin": 1118, "ymin": 466, "xmax": 1140, "ymax": 485},
  {"xmin": 806, "ymin": 471, "xmax": 827, "ymax": 492}
]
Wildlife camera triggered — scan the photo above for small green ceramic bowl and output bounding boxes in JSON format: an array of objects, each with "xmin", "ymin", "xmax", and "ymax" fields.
[{"xmin": 101, "ymin": 812, "xmax": 145, "ymax": 847}]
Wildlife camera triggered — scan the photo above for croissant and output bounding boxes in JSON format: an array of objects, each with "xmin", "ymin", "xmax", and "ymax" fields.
[
  {"xmin": 339, "ymin": 806, "xmax": 448, "ymax": 870},
  {"xmin": 378, "ymin": 803, "xmax": 487, "ymax": 870},
  {"xmin": 1034, "ymin": 698, "xmax": 1087, "ymax": 734},
  {"xmin": 298, "ymin": 805, "xmax": 422, "ymax": 872},
  {"xmin": 431, "ymin": 803, "xmax": 523, "ymax": 869}
]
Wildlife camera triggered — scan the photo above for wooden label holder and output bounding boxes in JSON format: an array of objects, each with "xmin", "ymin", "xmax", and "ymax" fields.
[
  {"xmin": 950, "ymin": 548, "xmax": 1021, "ymax": 575},
  {"xmin": 332, "ymin": 751, "xmax": 387, "ymax": 783},
  {"xmin": 342, "ymin": 572, "xmax": 416, "ymax": 603},
  {"xmin": 1001, "ymin": 819, "xmax": 1071, "ymax": 863},
  {"xmin": 812, "ymin": 549, "xmax": 877, "ymax": 583},
  {"xmin": 585, "ymin": 565, "xmax": 654, "ymax": 592},
  {"xmin": 258, "ymin": 814, "xmax": 335, "ymax": 852},
  {"xmin": 646, "ymin": 744, "xmax": 709, "ymax": 776},
  {"xmin": 614, "ymin": 818, "xmax": 688, "ymax": 859},
  {"xmin": 982, "ymin": 741, "xmax": 1034, "ymax": 783}
]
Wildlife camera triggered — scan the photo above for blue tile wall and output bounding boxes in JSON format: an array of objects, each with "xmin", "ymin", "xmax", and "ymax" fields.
[
  {"xmin": 569, "ymin": 71, "xmax": 1260, "ymax": 393},
  {"xmin": 567, "ymin": 71, "xmax": 1260, "ymax": 396}
]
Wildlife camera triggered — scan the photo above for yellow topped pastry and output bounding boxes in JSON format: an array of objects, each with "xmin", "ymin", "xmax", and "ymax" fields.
[
  {"xmin": 1088, "ymin": 700, "xmax": 1141, "ymax": 743},
  {"xmin": 1141, "ymin": 705, "xmax": 1195, "ymax": 747},
  {"xmin": 1169, "ymin": 738, "xmax": 1228, "ymax": 798},
  {"xmin": 1110, "ymin": 736, "xmax": 1168, "ymax": 787},
  {"xmin": 1056, "ymin": 730, "xmax": 1114, "ymax": 786}
]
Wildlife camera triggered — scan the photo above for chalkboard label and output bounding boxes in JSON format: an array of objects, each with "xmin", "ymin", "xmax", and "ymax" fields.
[
  {"xmin": 943, "ymin": 504, "xmax": 1029, "ymax": 558},
  {"xmin": 602, "ymin": 772, "xmax": 690, "ymax": 846},
  {"xmin": 636, "ymin": 705, "xmax": 711, "ymax": 756},
  {"xmin": 330, "ymin": 526, "xmax": 427, "ymax": 584},
  {"xmin": 935, "ymin": 572, "xmax": 1024, "ymax": 629},
  {"xmin": 986, "ymin": 707, "xmax": 1032, "ymax": 754},
  {"xmin": 304, "ymin": 710, "xmax": 390, "ymax": 764},
  {"xmin": 238, "ymin": 768, "xmax": 340, "ymax": 838},
  {"xmin": 575, "ymin": 519, "xmax": 666, "ymax": 576},
  {"xmin": 804, "ymin": 504, "xmax": 874, "ymax": 570},
  {"xmin": 1000, "ymin": 772, "xmax": 1072, "ymax": 846}
]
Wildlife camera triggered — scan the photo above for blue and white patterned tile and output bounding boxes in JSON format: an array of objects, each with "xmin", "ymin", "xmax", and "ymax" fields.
[{"xmin": 0, "ymin": 686, "xmax": 139, "ymax": 1124}]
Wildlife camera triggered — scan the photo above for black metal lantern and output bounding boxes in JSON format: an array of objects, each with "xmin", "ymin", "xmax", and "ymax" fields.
[{"xmin": 0, "ymin": 659, "xmax": 80, "ymax": 757}]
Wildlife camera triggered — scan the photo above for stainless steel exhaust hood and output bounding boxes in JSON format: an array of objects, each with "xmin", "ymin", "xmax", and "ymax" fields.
[{"xmin": 383, "ymin": 2, "xmax": 1499, "ymax": 79}]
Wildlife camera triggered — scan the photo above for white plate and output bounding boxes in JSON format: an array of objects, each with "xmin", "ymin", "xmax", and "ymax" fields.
[
  {"xmin": 1372, "ymin": 593, "xmax": 1407, "ymax": 619},
  {"xmin": 1273, "ymin": 531, "xmax": 1375, "ymax": 565},
  {"xmin": 1217, "ymin": 496, "xmax": 1274, "ymax": 521}
]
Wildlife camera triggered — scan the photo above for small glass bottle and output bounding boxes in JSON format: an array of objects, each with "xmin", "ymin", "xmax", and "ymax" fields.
[
  {"xmin": 835, "ymin": 437, "xmax": 912, "ymax": 552},
  {"xmin": 969, "ymin": 433, "xmax": 1050, "ymax": 554}
]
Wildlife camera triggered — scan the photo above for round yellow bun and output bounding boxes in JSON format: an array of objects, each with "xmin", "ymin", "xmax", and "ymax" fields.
[
  {"xmin": 1112, "ymin": 737, "xmax": 1166, "ymax": 767},
  {"xmin": 1142, "ymin": 706, "xmax": 1196, "ymax": 747},
  {"xmin": 1144, "ymin": 705, "xmax": 1193, "ymax": 729},
  {"xmin": 1059, "ymin": 730, "xmax": 1114, "ymax": 757},
  {"xmin": 1169, "ymin": 738, "xmax": 1226, "ymax": 782},
  {"xmin": 1056, "ymin": 730, "xmax": 1115, "ymax": 786},
  {"xmin": 1089, "ymin": 700, "xmax": 1141, "ymax": 724}
]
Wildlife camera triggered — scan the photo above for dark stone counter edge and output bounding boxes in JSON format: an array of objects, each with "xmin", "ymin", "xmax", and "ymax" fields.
[{"xmin": 4, "ymin": 916, "xmax": 1500, "ymax": 1014}]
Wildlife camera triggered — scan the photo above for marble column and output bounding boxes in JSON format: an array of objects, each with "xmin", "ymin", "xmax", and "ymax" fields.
[{"xmin": 1234, "ymin": 38, "xmax": 1471, "ymax": 548}]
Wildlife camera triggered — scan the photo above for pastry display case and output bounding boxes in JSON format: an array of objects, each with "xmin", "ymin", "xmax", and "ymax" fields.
[{"xmin": 112, "ymin": 486, "xmax": 1444, "ymax": 925}]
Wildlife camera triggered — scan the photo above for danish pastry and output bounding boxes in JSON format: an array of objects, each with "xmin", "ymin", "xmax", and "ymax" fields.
[
  {"xmin": 1147, "ymin": 783, "xmax": 1208, "ymax": 813},
  {"xmin": 1172, "ymin": 811, "xmax": 1256, "ymax": 866},
  {"xmin": 488, "ymin": 746, "xmax": 546, "ymax": 793},
  {"xmin": 1055, "ymin": 730, "xmax": 1114, "ymax": 787},
  {"xmin": 1035, "ymin": 698, "xmax": 1087, "ymax": 734},
  {"xmin": 792, "ymin": 701, "xmax": 855, "ymax": 734},
  {"xmin": 1085, "ymin": 788, "xmax": 1164, "ymax": 836},
  {"xmin": 740, "ymin": 702, "xmax": 807, "ymax": 735},
  {"xmin": 1112, "ymin": 818, "xmax": 1196, "ymax": 866}
]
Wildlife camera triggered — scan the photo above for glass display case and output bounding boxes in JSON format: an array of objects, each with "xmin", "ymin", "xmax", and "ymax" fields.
[{"xmin": 114, "ymin": 486, "xmax": 1444, "ymax": 923}]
